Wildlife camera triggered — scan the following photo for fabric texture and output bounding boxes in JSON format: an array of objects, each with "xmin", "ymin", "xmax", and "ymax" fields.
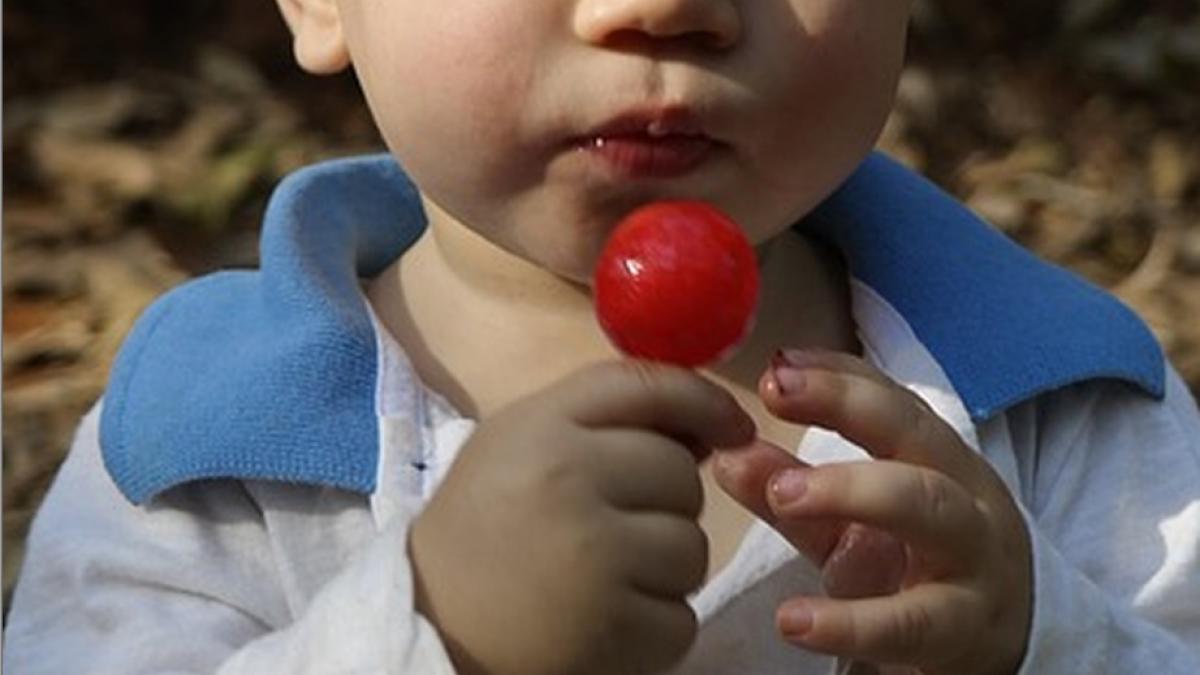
[
  {"xmin": 99, "ymin": 156, "xmax": 425, "ymax": 503},
  {"xmin": 805, "ymin": 153, "xmax": 1164, "ymax": 419}
]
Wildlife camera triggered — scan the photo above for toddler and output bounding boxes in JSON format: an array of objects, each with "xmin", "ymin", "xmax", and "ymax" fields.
[{"xmin": 6, "ymin": 0, "xmax": 1200, "ymax": 673}]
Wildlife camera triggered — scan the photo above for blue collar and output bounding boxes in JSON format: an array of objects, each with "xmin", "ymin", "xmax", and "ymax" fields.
[
  {"xmin": 100, "ymin": 153, "xmax": 1164, "ymax": 504},
  {"xmin": 806, "ymin": 153, "xmax": 1163, "ymax": 419}
]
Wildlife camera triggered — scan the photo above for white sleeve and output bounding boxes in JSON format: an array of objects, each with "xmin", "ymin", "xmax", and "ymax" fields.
[
  {"xmin": 1015, "ymin": 368, "xmax": 1200, "ymax": 673},
  {"xmin": 2, "ymin": 403, "xmax": 457, "ymax": 675}
]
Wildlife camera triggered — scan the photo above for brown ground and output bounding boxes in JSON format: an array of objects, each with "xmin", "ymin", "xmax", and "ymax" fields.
[{"xmin": 4, "ymin": 1, "xmax": 1199, "ymax": 610}]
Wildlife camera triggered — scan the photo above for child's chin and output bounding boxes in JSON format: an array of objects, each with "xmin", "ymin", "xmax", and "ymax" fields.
[
  {"xmin": 543, "ymin": 242, "xmax": 609, "ymax": 289},
  {"xmin": 552, "ymin": 265, "xmax": 595, "ymax": 289}
]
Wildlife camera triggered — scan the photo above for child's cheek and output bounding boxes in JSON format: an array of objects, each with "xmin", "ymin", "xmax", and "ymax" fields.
[
  {"xmin": 809, "ymin": 2, "xmax": 906, "ymax": 90},
  {"xmin": 734, "ymin": 2, "xmax": 907, "ymax": 222},
  {"xmin": 346, "ymin": 6, "xmax": 538, "ymax": 119},
  {"xmin": 351, "ymin": 14, "xmax": 541, "ymax": 174}
]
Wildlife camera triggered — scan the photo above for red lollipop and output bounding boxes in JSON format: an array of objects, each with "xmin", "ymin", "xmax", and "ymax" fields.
[{"xmin": 593, "ymin": 201, "xmax": 761, "ymax": 367}]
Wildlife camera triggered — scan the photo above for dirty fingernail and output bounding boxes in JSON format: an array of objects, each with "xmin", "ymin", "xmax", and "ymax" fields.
[
  {"xmin": 767, "ymin": 354, "xmax": 806, "ymax": 397},
  {"xmin": 773, "ymin": 367, "xmax": 806, "ymax": 396}
]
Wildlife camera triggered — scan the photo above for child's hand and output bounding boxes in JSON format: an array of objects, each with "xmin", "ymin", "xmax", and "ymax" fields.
[
  {"xmin": 714, "ymin": 350, "xmax": 1032, "ymax": 675},
  {"xmin": 410, "ymin": 361, "xmax": 755, "ymax": 675}
]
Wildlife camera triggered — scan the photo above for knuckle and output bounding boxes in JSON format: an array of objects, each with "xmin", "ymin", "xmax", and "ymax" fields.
[
  {"xmin": 619, "ymin": 358, "xmax": 670, "ymax": 391},
  {"xmin": 918, "ymin": 470, "xmax": 956, "ymax": 528},
  {"xmin": 534, "ymin": 451, "xmax": 587, "ymax": 501},
  {"xmin": 902, "ymin": 398, "xmax": 935, "ymax": 448},
  {"xmin": 622, "ymin": 358, "xmax": 677, "ymax": 415},
  {"xmin": 576, "ymin": 360, "xmax": 663, "ymax": 405},
  {"xmin": 883, "ymin": 603, "xmax": 934, "ymax": 661},
  {"xmin": 566, "ymin": 519, "xmax": 621, "ymax": 584},
  {"xmin": 581, "ymin": 359, "xmax": 630, "ymax": 383}
]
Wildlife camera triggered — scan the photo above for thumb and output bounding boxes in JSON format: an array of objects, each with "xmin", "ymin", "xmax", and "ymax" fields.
[{"xmin": 712, "ymin": 438, "xmax": 843, "ymax": 566}]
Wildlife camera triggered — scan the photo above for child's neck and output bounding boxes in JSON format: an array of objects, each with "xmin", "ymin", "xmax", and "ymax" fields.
[{"xmin": 365, "ymin": 201, "xmax": 859, "ymax": 420}]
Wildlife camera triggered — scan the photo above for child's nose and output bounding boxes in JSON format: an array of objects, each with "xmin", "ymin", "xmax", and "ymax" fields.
[{"xmin": 573, "ymin": 0, "xmax": 741, "ymax": 51}]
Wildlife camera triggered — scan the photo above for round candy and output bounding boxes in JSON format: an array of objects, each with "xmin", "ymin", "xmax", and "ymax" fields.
[{"xmin": 593, "ymin": 201, "xmax": 761, "ymax": 367}]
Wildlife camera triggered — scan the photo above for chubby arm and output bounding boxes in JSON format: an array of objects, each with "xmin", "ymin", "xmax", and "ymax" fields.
[{"xmin": 2, "ymin": 403, "xmax": 455, "ymax": 675}]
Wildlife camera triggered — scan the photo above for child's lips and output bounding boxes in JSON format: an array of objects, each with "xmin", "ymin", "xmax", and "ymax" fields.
[
  {"xmin": 574, "ymin": 105, "xmax": 721, "ymax": 179},
  {"xmin": 579, "ymin": 133, "xmax": 716, "ymax": 178}
]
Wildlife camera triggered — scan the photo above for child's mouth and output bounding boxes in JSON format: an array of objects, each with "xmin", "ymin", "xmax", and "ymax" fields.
[
  {"xmin": 576, "ymin": 106, "xmax": 719, "ymax": 179},
  {"xmin": 579, "ymin": 133, "xmax": 714, "ymax": 178}
]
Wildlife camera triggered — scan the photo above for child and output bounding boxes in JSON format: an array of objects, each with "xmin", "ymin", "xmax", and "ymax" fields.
[{"xmin": 6, "ymin": 0, "xmax": 1200, "ymax": 673}]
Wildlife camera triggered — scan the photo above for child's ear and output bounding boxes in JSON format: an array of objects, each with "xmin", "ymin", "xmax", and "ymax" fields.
[{"xmin": 275, "ymin": 0, "xmax": 350, "ymax": 75}]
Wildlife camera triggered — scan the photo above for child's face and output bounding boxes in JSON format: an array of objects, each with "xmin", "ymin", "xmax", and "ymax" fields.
[{"xmin": 332, "ymin": 0, "xmax": 911, "ymax": 283}]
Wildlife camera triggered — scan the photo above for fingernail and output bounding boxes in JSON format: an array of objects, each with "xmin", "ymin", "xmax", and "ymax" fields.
[
  {"xmin": 768, "ymin": 354, "xmax": 806, "ymax": 397},
  {"xmin": 779, "ymin": 603, "xmax": 813, "ymax": 639},
  {"xmin": 770, "ymin": 469, "xmax": 808, "ymax": 508},
  {"xmin": 773, "ymin": 367, "xmax": 806, "ymax": 396}
]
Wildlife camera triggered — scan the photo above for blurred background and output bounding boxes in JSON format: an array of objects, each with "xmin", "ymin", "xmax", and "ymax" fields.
[{"xmin": 4, "ymin": 0, "xmax": 1199, "ymax": 611}]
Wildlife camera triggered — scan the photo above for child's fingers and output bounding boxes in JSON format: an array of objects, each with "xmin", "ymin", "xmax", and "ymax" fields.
[
  {"xmin": 716, "ymin": 442, "xmax": 910, "ymax": 600},
  {"xmin": 761, "ymin": 350, "xmax": 985, "ymax": 490},
  {"xmin": 617, "ymin": 511, "xmax": 709, "ymax": 598},
  {"xmin": 776, "ymin": 583, "xmax": 982, "ymax": 668},
  {"xmin": 712, "ymin": 439, "xmax": 844, "ymax": 565},
  {"xmin": 589, "ymin": 429, "xmax": 705, "ymax": 517},
  {"xmin": 711, "ymin": 438, "xmax": 801, "ymax": 519},
  {"xmin": 561, "ymin": 360, "xmax": 757, "ymax": 450},
  {"xmin": 766, "ymin": 461, "xmax": 984, "ymax": 570},
  {"xmin": 770, "ymin": 348, "xmax": 894, "ymax": 389},
  {"xmin": 611, "ymin": 590, "xmax": 701, "ymax": 674},
  {"xmin": 820, "ymin": 524, "xmax": 907, "ymax": 600}
]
